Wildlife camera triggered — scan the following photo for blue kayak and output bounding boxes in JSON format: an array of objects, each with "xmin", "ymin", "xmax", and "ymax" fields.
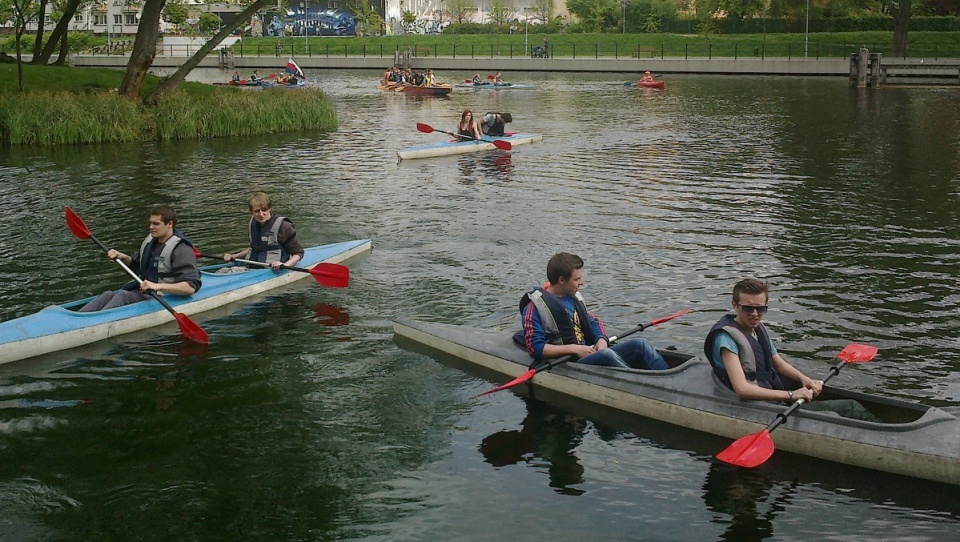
[
  {"xmin": 0, "ymin": 240, "xmax": 371, "ymax": 365},
  {"xmin": 453, "ymin": 82, "xmax": 535, "ymax": 90},
  {"xmin": 397, "ymin": 133, "xmax": 543, "ymax": 160}
]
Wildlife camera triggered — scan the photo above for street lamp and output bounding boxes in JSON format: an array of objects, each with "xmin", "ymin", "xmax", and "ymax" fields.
[
  {"xmin": 804, "ymin": 0, "xmax": 809, "ymax": 57},
  {"xmin": 300, "ymin": 1, "xmax": 308, "ymax": 53},
  {"xmin": 621, "ymin": 0, "xmax": 626, "ymax": 34},
  {"xmin": 523, "ymin": 7, "xmax": 532, "ymax": 55}
]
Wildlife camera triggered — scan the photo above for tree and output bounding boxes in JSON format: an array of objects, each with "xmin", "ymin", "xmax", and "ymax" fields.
[
  {"xmin": 31, "ymin": 0, "xmax": 86, "ymax": 65},
  {"xmin": 31, "ymin": 0, "xmax": 47, "ymax": 57},
  {"xmin": 163, "ymin": 0, "xmax": 189, "ymax": 30},
  {"xmin": 9, "ymin": 0, "xmax": 41, "ymax": 91},
  {"xmin": 446, "ymin": 0, "xmax": 475, "ymax": 24},
  {"xmin": 118, "ymin": 0, "xmax": 166, "ymax": 99},
  {"xmin": 489, "ymin": 0, "xmax": 514, "ymax": 25},
  {"xmin": 198, "ymin": 11, "xmax": 221, "ymax": 33},
  {"xmin": 891, "ymin": 0, "xmax": 911, "ymax": 56},
  {"xmin": 533, "ymin": 0, "xmax": 552, "ymax": 24},
  {"xmin": 146, "ymin": 0, "xmax": 275, "ymax": 104}
]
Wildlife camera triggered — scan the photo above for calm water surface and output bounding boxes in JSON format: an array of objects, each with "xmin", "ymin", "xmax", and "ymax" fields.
[{"xmin": 0, "ymin": 70, "xmax": 959, "ymax": 541}]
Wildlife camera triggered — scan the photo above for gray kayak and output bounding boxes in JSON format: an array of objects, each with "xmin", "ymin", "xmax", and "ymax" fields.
[{"xmin": 393, "ymin": 319, "xmax": 960, "ymax": 486}]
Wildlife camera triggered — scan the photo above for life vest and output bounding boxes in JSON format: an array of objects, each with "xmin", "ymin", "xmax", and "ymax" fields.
[
  {"xmin": 137, "ymin": 233, "xmax": 184, "ymax": 284},
  {"xmin": 248, "ymin": 215, "xmax": 289, "ymax": 264},
  {"xmin": 704, "ymin": 314, "xmax": 784, "ymax": 391},
  {"xmin": 515, "ymin": 288, "xmax": 598, "ymax": 347}
]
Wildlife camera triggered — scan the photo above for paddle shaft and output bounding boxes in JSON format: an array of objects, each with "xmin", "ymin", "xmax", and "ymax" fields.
[
  {"xmin": 415, "ymin": 123, "xmax": 511, "ymax": 149},
  {"xmin": 529, "ymin": 322, "xmax": 649, "ymax": 373},
  {"xmin": 761, "ymin": 358, "xmax": 848, "ymax": 434}
]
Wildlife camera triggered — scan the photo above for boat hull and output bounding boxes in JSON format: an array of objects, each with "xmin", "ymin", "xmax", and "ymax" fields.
[
  {"xmin": 453, "ymin": 83, "xmax": 535, "ymax": 90},
  {"xmin": 393, "ymin": 319, "xmax": 960, "ymax": 485},
  {"xmin": 629, "ymin": 81, "xmax": 666, "ymax": 90},
  {"xmin": 397, "ymin": 133, "xmax": 543, "ymax": 160},
  {"xmin": 379, "ymin": 83, "xmax": 452, "ymax": 96},
  {"xmin": 0, "ymin": 240, "xmax": 371, "ymax": 365}
]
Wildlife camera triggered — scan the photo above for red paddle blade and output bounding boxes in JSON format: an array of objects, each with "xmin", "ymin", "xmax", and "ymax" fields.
[
  {"xmin": 174, "ymin": 313, "xmax": 209, "ymax": 344},
  {"xmin": 491, "ymin": 140, "xmax": 512, "ymax": 151},
  {"xmin": 310, "ymin": 263, "xmax": 350, "ymax": 288},
  {"xmin": 649, "ymin": 308, "xmax": 690, "ymax": 327},
  {"xmin": 488, "ymin": 74, "xmax": 496, "ymax": 79},
  {"xmin": 416, "ymin": 122, "xmax": 435, "ymax": 134},
  {"xmin": 716, "ymin": 429, "xmax": 775, "ymax": 468},
  {"xmin": 838, "ymin": 343, "xmax": 878, "ymax": 363},
  {"xmin": 476, "ymin": 369, "xmax": 536, "ymax": 397},
  {"xmin": 65, "ymin": 207, "xmax": 92, "ymax": 239}
]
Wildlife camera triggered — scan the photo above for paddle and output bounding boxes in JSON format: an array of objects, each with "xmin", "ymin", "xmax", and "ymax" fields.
[
  {"xmin": 477, "ymin": 308, "xmax": 690, "ymax": 397},
  {"xmin": 193, "ymin": 249, "xmax": 349, "ymax": 288},
  {"xmin": 415, "ymin": 123, "xmax": 513, "ymax": 150},
  {"xmin": 716, "ymin": 343, "xmax": 879, "ymax": 468},
  {"xmin": 64, "ymin": 207, "xmax": 208, "ymax": 344}
]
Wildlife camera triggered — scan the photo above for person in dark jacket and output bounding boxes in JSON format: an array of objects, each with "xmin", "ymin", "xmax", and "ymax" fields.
[
  {"xmin": 221, "ymin": 192, "xmax": 304, "ymax": 272},
  {"xmin": 79, "ymin": 205, "xmax": 200, "ymax": 312}
]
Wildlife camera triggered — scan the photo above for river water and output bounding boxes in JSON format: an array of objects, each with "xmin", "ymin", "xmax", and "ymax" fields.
[{"xmin": 0, "ymin": 69, "xmax": 959, "ymax": 541}]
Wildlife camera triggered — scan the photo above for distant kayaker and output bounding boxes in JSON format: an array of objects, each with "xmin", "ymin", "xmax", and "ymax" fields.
[
  {"xmin": 472, "ymin": 73, "xmax": 483, "ymax": 85},
  {"xmin": 479, "ymin": 112, "xmax": 512, "ymax": 137},
  {"xmin": 457, "ymin": 110, "xmax": 483, "ymax": 141},
  {"xmin": 250, "ymin": 70, "xmax": 262, "ymax": 82},
  {"xmin": 220, "ymin": 192, "xmax": 304, "ymax": 273},
  {"xmin": 232, "ymin": 71, "xmax": 241, "ymax": 83},
  {"xmin": 493, "ymin": 72, "xmax": 507, "ymax": 85},
  {"xmin": 704, "ymin": 278, "xmax": 881, "ymax": 420},
  {"xmin": 639, "ymin": 71, "xmax": 655, "ymax": 83},
  {"xmin": 79, "ymin": 205, "xmax": 201, "ymax": 312},
  {"xmin": 515, "ymin": 252, "xmax": 669, "ymax": 369}
]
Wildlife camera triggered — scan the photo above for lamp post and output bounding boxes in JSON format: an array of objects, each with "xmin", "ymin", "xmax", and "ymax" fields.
[
  {"xmin": 523, "ymin": 7, "xmax": 531, "ymax": 55},
  {"xmin": 804, "ymin": 0, "xmax": 809, "ymax": 57},
  {"xmin": 300, "ymin": 1, "xmax": 307, "ymax": 53},
  {"xmin": 621, "ymin": 0, "xmax": 626, "ymax": 34}
]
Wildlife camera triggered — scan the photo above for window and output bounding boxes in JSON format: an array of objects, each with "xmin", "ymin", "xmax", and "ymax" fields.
[
  {"xmin": 94, "ymin": 14, "xmax": 106, "ymax": 25},
  {"xmin": 114, "ymin": 14, "xmax": 122, "ymax": 24},
  {"xmin": 124, "ymin": 13, "xmax": 138, "ymax": 24},
  {"xmin": 75, "ymin": 14, "xmax": 83, "ymax": 22}
]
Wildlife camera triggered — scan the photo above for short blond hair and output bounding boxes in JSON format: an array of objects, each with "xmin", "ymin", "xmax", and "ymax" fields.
[{"xmin": 248, "ymin": 192, "xmax": 272, "ymax": 212}]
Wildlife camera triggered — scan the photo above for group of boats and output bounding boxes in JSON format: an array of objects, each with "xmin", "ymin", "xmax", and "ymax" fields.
[{"xmin": 216, "ymin": 58, "xmax": 308, "ymax": 89}]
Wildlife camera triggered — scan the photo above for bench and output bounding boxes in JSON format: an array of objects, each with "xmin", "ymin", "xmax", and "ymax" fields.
[{"xmin": 632, "ymin": 46, "xmax": 657, "ymax": 58}]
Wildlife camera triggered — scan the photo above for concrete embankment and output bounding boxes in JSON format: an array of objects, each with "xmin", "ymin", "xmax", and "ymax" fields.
[{"xmin": 71, "ymin": 54, "xmax": 851, "ymax": 77}]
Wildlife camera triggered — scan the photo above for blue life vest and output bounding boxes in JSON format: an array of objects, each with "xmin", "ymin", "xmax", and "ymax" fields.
[
  {"xmin": 248, "ymin": 215, "xmax": 289, "ymax": 264},
  {"xmin": 512, "ymin": 288, "xmax": 598, "ymax": 348}
]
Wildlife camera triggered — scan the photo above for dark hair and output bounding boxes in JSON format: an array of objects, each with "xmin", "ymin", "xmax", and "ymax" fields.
[
  {"xmin": 732, "ymin": 278, "xmax": 768, "ymax": 303},
  {"xmin": 547, "ymin": 252, "xmax": 584, "ymax": 285},
  {"xmin": 150, "ymin": 205, "xmax": 177, "ymax": 226},
  {"xmin": 502, "ymin": 113, "xmax": 513, "ymax": 123}
]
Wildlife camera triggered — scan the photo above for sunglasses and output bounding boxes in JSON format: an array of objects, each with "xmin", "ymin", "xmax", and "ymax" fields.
[{"xmin": 737, "ymin": 303, "xmax": 768, "ymax": 315}]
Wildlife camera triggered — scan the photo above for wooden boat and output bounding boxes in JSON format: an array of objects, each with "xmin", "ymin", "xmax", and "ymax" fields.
[
  {"xmin": 0, "ymin": 240, "xmax": 371, "ymax": 366},
  {"xmin": 379, "ymin": 83, "xmax": 452, "ymax": 96},
  {"xmin": 453, "ymin": 82, "xmax": 535, "ymax": 90},
  {"xmin": 393, "ymin": 319, "xmax": 960, "ymax": 486},
  {"xmin": 397, "ymin": 132, "xmax": 543, "ymax": 161}
]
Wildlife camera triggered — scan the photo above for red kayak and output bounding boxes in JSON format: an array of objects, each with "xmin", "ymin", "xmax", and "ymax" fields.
[{"xmin": 635, "ymin": 80, "xmax": 665, "ymax": 90}]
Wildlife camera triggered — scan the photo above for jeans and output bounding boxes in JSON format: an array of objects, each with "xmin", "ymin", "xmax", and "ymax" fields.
[
  {"xmin": 78, "ymin": 289, "xmax": 149, "ymax": 312},
  {"xmin": 577, "ymin": 338, "xmax": 669, "ymax": 370}
]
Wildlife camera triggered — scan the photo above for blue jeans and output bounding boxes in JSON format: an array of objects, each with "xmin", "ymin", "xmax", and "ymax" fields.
[{"xmin": 577, "ymin": 338, "xmax": 669, "ymax": 370}]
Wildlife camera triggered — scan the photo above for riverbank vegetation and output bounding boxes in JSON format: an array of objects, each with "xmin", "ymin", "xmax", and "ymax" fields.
[
  {"xmin": 230, "ymin": 30, "xmax": 960, "ymax": 59},
  {"xmin": 0, "ymin": 64, "xmax": 337, "ymax": 146}
]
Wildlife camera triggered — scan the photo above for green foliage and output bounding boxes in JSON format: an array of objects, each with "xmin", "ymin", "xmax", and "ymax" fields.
[
  {"xmin": 198, "ymin": 12, "xmax": 221, "ymax": 33},
  {"xmin": 0, "ymin": 64, "xmax": 337, "ymax": 146},
  {"xmin": 696, "ymin": 17, "xmax": 720, "ymax": 36},
  {"xmin": 489, "ymin": 0, "xmax": 515, "ymax": 26},
  {"xmin": 163, "ymin": 1, "xmax": 189, "ymax": 27}
]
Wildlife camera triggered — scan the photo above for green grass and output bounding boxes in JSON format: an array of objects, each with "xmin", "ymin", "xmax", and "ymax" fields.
[
  {"xmin": 232, "ymin": 31, "xmax": 960, "ymax": 59},
  {"xmin": 0, "ymin": 63, "xmax": 337, "ymax": 146}
]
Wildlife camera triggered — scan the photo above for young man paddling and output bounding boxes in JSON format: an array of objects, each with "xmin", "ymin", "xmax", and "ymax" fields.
[
  {"xmin": 79, "ymin": 205, "xmax": 200, "ymax": 312},
  {"xmin": 516, "ymin": 252, "xmax": 668, "ymax": 370},
  {"xmin": 479, "ymin": 112, "xmax": 512, "ymax": 137},
  {"xmin": 705, "ymin": 278, "xmax": 880, "ymax": 421},
  {"xmin": 220, "ymin": 192, "xmax": 304, "ymax": 273}
]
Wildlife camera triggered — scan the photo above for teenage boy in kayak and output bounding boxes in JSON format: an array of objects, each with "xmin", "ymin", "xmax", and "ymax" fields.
[
  {"xmin": 220, "ymin": 192, "xmax": 304, "ymax": 273},
  {"xmin": 79, "ymin": 205, "xmax": 200, "ymax": 312},
  {"xmin": 516, "ymin": 252, "xmax": 669, "ymax": 369},
  {"xmin": 705, "ymin": 278, "xmax": 880, "ymax": 420}
]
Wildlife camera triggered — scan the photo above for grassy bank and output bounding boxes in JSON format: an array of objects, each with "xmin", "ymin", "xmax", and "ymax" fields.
[
  {"xmin": 0, "ymin": 64, "xmax": 337, "ymax": 146},
  {"xmin": 229, "ymin": 31, "xmax": 960, "ymax": 59}
]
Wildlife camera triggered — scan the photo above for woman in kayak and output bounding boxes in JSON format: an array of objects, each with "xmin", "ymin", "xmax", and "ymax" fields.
[
  {"xmin": 638, "ymin": 71, "xmax": 655, "ymax": 83},
  {"xmin": 457, "ymin": 110, "xmax": 482, "ymax": 141}
]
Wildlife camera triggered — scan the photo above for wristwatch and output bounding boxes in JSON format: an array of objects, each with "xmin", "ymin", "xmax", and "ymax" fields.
[{"xmin": 788, "ymin": 390, "xmax": 794, "ymax": 400}]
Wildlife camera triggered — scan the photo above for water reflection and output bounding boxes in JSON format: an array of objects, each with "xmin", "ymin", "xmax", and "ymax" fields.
[
  {"xmin": 480, "ymin": 398, "xmax": 587, "ymax": 496},
  {"xmin": 702, "ymin": 463, "xmax": 790, "ymax": 541}
]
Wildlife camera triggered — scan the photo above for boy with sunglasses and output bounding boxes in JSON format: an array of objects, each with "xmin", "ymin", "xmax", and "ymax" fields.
[
  {"xmin": 705, "ymin": 278, "xmax": 821, "ymax": 403},
  {"xmin": 704, "ymin": 279, "xmax": 882, "ymax": 421}
]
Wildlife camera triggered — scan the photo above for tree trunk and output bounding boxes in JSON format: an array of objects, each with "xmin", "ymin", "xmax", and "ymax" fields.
[
  {"xmin": 31, "ymin": 0, "xmax": 48, "ymax": 57},
  {"xmin": 891, "ymin": 0, "xmax": 911, "ymax": 58},
  {"xmin": 55, "ymin": 30, "xmax": 69, "ymax": 65},
  {"xmin": 146, "ymin": 0, "xmax": 273, "ymax": 105},
  {"xmin": 118, "ymin": 0, "xmax": 167, "ymax": 100},
  {"xmin": 33, "ymin": 0, "xmax": 82, "ymax": 64}
]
